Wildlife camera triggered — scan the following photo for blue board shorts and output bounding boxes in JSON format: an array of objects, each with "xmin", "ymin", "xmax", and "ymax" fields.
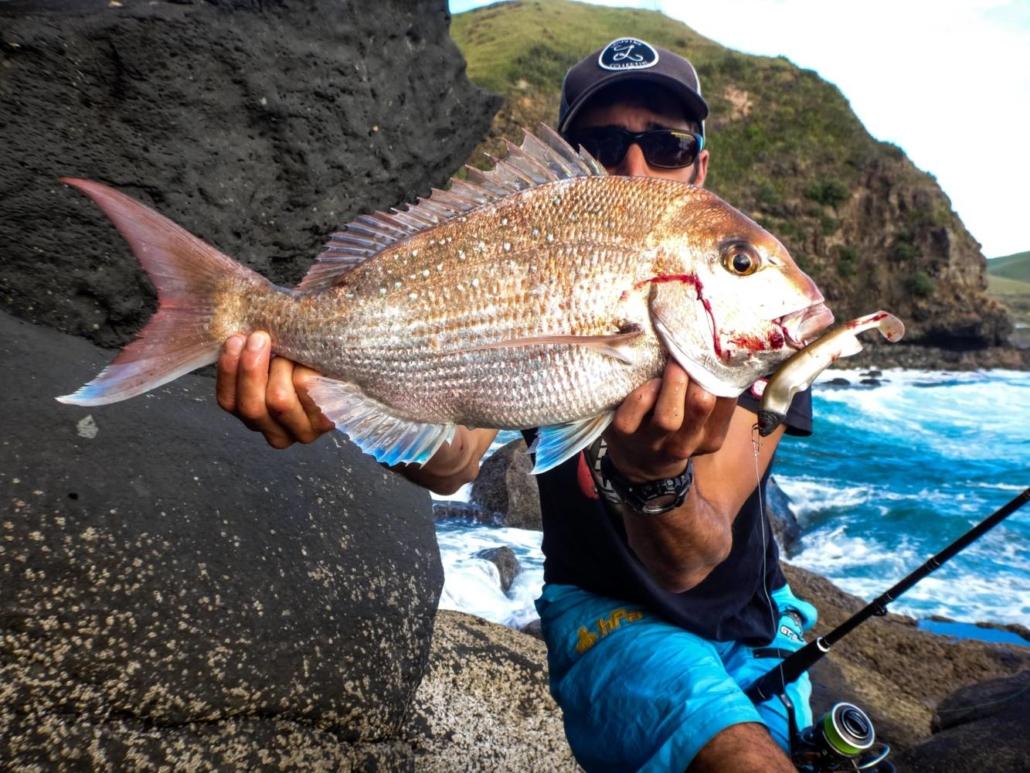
[{"xmin": 535, "ymin": 582, "xmax": 817, "ymax": 772}]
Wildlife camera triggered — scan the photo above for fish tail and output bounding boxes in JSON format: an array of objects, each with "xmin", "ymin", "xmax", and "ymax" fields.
[{"xmin": 57, "ymin": 178, "xmax": 271, "ymax": 406}]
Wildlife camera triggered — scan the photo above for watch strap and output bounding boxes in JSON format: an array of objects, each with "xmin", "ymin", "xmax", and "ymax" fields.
[{"xmin": 587, "ymin": 438, "xmax": 694, "ymax": 515}]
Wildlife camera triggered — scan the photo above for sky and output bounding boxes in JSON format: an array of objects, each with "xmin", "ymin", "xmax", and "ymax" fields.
[{"xmin": 449, "ymin": 0, "xmax": 1030, "ymax": 258}]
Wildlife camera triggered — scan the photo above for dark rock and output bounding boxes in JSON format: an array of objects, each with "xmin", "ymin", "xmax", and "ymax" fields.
[
  {"xmin": 476, "ymin": 546, "xmax": 521, "ymax": 593},
  {"xmin": 932, "ymin": 670, "xmax": 1030, "ymax": 732},
  {"xmin": 432, "ymin": 500, "xmax": 504, "ymax": 526},
  {"xmin": 997, "ymin": 621, "xmax": 1030, "ymax": 641},
  {"xmin": 0, "ymin": 0, "xmax": 500, "ymax": 348},
  {"xmin": 898, "ymin": 672, "xmax": 1030, "ymax": 772},
  {"xmin": 765, "ymin": 476, "xmax": 801, "ymax": 556},
  {"xmin": 860, "ymin": 370, "xmax": 882, "ymax": 378},
  {"xmin": 0, "ymin": 311, "xmax": 443, "ymax": 768},
  {"xmin": 470, "ymin": 440, "xmax": 542, "ymax": 531},
  {"xmin": 825, "ymin": 377, "xmax": 852, "ymax": 387},
  {"xmin": 843, "ymin": 342, "xmax": 1030, "ymax": 371},
  {"xmin": 859, "ymin": 377, "xmax": 883, "ymax": 386}
]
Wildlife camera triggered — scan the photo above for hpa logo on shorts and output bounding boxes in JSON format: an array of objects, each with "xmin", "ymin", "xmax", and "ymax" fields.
[{"xmin": 598, "ymin": 38, "xmax": 660, "ymax": 71}]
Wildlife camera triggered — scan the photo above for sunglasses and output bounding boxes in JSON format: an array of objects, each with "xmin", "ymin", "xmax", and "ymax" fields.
[{"xmin": 563, "ymin": 127, "xmax": 704, "ymax": 170}]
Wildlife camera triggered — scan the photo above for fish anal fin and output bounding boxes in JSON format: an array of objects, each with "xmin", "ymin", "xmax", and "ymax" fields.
[
  {"xmin": 306, "ymin": 377, "xmax": 455, "ymax": 467},
  {"xmin": 530, "ymin": 412, "xmax": 614, "ymax": 474}
]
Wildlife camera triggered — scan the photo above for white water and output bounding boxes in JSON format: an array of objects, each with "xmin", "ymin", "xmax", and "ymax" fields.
[{"xmin": 433, "ymin": 370, "xmax": 1030, "ymax": 631}]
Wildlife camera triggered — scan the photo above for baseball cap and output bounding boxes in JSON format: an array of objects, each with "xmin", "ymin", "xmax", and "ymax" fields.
[{"xmin": 558, "ymin": 37, "xmax": 709, "ymax": 137}]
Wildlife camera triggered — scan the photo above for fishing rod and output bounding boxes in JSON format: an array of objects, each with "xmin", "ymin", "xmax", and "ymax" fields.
[
  {"xmin": 748, "ymin": 485, "xmax": 1029, "ymax": 702},
  {"xmin": 746, "ymin": 486, "xmax": 1030, "ymax": 772}
]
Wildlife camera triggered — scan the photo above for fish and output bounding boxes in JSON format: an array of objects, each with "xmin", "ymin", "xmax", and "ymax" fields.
[{"xmin": 57, "ymin": 125, "xmax": 833, "ymax": 473}]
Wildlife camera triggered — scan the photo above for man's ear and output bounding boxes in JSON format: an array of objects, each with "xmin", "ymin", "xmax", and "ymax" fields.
[{"xmin": 692, "ymin": 149, "xmax": 710, "ymax": 187}]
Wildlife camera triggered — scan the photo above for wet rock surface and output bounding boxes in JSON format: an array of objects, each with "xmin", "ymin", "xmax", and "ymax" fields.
[
  {"xmin": 431, "ymin": 500, "xmax": 504, "ymax": 526},
  {"xmin": 470, "ymin": 439, "xmax": 542, "ymax": 530},
  {"xmin": 0, "ymin": 312, "xmax": 443, "ymax": 768},
  {"xmin": 0, "ymin": 0, "xmax": 499, "ymax": 348}
]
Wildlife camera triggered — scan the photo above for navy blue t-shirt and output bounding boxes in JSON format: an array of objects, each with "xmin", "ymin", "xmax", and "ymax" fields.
[{"xmin": 529, "ymin": 389, "xmax": 811, "ymax": 646}]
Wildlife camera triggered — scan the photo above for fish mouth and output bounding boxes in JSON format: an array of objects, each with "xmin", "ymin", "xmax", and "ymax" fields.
[{"xmin": 777, "ymin": 303, "xmax": 835, "ymax": 348}]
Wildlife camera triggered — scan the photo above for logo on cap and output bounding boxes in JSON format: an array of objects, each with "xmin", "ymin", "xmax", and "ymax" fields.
[{"xmin": 598, "ymin": 38, "xmax": 659, "ymax": 71}]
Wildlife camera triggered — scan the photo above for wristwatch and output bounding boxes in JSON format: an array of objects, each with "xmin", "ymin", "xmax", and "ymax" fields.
[{"xmin": 587, "ymin": 439, "xmax": 694, "ymax": 516}]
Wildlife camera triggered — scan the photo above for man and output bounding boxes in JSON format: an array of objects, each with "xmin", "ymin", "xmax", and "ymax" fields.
[{"xmin": 216, "ymin": 37, "xmax": 816, "ymax": 772}]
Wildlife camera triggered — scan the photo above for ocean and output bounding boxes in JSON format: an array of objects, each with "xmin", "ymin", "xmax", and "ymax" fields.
[{"xmin": 433, "ymin": 369, "xmax": 1030, "ymax": 635}]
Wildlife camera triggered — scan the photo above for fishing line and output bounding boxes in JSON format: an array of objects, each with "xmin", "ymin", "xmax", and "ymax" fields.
[{"xmin": 752, "ymin": 422, "xmax": 788, "ymax": 696}]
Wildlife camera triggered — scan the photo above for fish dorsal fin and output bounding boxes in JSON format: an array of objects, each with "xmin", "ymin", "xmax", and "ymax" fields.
[{"xmin": 296, "ymin": 124, "xmax": 606, "ymax": 293}]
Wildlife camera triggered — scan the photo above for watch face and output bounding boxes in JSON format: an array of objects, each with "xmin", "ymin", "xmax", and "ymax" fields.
[{"xmin": 638, "ymin": 493, "xmax": 680, "ymax": 515}]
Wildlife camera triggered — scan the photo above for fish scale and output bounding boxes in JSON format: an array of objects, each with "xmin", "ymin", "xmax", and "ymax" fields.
[{"xmin": 57, "ymin": 125, "xmax": 830, "ymax": 473}]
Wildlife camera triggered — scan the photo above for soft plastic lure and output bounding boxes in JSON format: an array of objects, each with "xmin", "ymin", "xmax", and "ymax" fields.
[{"xmin": 757, "ymin": 311, "xmax": 905, "ymax": 436}]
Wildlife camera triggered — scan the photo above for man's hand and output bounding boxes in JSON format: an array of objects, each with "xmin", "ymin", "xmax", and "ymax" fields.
[
  {"xmin": 603, "ymin": 361, "xmax": 737, "ymax": 482},
  {"xmin": 603, "ymin": 360, "xmax": 781, "ymax": 593},
  {"xmin": 215, "ymin": 332, "xmax": 334, "ymax": 449}
]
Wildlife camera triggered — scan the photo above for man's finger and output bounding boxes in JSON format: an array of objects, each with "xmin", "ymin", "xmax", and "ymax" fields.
[
  {"xmin": 234, "ymin": 332, "xmax": 292, "ymax": 447},
  {"xmin": 294, "ymin": 366, "xmax": 335, "ymax": 434},
  {"xmin": 695, "ymin": 396, "xmax": 739, "ymax": 455},
  {"xmin": 216, "ymin": 335, "xmax": 246, "ymax": 413},
  {"xmin": 682, "ymin": 378, "xmax": 718, "ymax": 428},
  {"xmin": 652, "ymin": 362, "xmax": 690, "ymax": 433},
  {"xmin": 663, "ymin": 378, "xmax": 718, "ymax": 459},
  {"xmin": 266, "ymin": 358, "xmax": 321, "ymax": 443},
  {"xmin": 611, "ymin": 378, "xmax": 661, "ymax": 436}
]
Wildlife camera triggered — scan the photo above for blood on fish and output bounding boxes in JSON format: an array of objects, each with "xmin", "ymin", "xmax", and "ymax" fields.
[
  {"xmin": 626, "ymin": 273, "xmax": 726, "ymax": 360},
  {"xmin": 728, "ymin": 334, "xmax": 765, "ymax": 351}
]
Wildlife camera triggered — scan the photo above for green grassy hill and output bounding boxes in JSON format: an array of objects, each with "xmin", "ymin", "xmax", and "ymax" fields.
[
  {"xmin": 451, "ymin": 0, "xmax": 1012, "ymax": 352},
  {"xmin": 987, "ymin": 251, "xmax": 1030, "ymax": 282}
]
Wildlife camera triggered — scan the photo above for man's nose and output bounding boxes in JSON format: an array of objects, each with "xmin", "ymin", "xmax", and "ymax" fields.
[{"xmin": 612, "ymin": 142, "xmax": 650, "ymax": 177}]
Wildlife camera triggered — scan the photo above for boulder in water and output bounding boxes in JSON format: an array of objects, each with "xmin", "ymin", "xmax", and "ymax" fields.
[
  {"xmin": 476, "ymin": 546, "xmax": 521, "ymax": 593},
  {"xmin": 470, "ymin": 439, "xmax": 542, "ymax": 531},
  {"xmin": 766, "ymin": 476, "xmax": 802, "ymax": 556}
]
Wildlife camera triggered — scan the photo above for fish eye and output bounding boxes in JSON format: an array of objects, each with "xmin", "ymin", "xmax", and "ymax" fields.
[{"xmin": 721, "ymin": 242, "xmax": 761, "ymax": 276}]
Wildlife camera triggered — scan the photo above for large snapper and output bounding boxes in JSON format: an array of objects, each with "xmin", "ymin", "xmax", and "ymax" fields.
[{"xmin": 58, "ymin": 127, "xmax": 832, "ymax": 472}]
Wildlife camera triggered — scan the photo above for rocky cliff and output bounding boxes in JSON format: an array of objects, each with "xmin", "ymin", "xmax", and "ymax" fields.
[{"xmin": 451, "ymin": 0, "xmax": 1024, "ymax": 368}]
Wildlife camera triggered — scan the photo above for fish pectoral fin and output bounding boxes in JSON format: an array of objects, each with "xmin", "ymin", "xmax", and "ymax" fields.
[
  {"xmin": 306, "ymin": 377, "xmax": 456, "ymax": 467},
  {"xmin": 472, "ymin": 330, "xmax": 643, "ymax": 365},
  {"xmin": 529, "ymin": 412, "xmax": 614, "ymax": 474}
]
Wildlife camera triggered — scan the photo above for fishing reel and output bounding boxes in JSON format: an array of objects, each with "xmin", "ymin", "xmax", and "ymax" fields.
[{"xmin": 782, "ymin": 694, "xmax": 894, "ymax": 772}]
